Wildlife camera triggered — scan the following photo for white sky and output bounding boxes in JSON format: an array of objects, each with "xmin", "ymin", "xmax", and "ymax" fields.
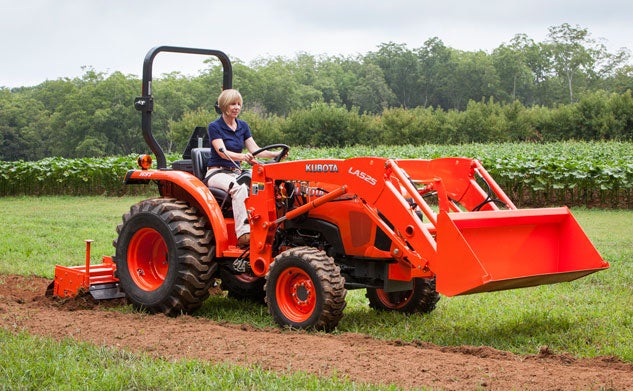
[{"xmin": 1, "ymin": 0, "xmax": 632, "ymax": 88}]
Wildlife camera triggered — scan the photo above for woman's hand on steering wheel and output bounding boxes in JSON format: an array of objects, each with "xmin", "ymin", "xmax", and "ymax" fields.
[{"xmin": 252, "ymin": 144, "xmax": 290, "ymax": 163}]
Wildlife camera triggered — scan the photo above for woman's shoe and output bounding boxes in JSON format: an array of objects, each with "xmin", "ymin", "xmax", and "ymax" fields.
[{"xmin": 237, "ymin": 233, "xmax": 250, "ymax": 248}]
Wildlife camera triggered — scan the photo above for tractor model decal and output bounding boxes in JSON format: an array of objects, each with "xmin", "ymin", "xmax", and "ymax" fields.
[{"xmin": 348, "ymin": 167, "xmax": 378, "ymax": 185}]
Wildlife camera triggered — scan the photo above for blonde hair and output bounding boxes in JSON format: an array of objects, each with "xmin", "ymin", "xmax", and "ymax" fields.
[{"xmin": 217, "ymin": 89, "xmax": 243, "ymax": 113}]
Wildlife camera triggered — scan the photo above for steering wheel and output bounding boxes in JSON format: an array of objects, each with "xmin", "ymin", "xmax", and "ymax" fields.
[{"xmin": 252, "ymin": 144, "xmax": 290, "ymax": 163}]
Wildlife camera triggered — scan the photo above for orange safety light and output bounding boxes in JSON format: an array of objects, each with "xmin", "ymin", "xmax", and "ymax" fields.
[{"xmin": 137, "ymin": 154, "xmax": 153, "ymax": 170}]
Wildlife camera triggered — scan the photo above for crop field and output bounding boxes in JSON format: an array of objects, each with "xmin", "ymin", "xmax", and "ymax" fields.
[{"xmin": 2, "ymin": 141, "xmax": 632, "ymax": 208}]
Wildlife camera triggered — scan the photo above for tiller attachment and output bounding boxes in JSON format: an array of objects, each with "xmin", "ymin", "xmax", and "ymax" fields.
[
  {"xmin": 433, "ymin": 207, "xmax": 610, "ymax": 296},
  {"xmin": 48, "ymin": 240, "xmax": 124, "ymax": 300}
]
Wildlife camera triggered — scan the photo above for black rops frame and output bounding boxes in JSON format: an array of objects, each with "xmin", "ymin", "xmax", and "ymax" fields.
[{"xmin": 133, "ymin": 46, "xmax": 233, "ymax": 169}]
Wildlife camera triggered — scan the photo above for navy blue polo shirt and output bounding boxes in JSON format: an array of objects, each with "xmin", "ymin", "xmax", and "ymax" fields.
[{"xmin": 207, "ymin": 116, "xmax": 252, "ymax": 168}]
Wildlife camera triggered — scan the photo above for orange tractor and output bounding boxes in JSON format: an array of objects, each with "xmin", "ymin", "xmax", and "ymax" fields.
[{"xmin": 51, "ymin": 46, "xmax": 609, "ymax": 330}]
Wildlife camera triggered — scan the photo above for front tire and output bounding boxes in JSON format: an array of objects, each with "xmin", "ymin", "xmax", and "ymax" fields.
[
  {"xmin": 114, "ymin": 198, "xmax": 216, "ymax": 316},
  {"xmin": 366, "ymin": 278, "xmax": 440, "ymax": 314},
  {"xmin": 265, "ymin": 247, "xmax": 346, "ymax": 331}
]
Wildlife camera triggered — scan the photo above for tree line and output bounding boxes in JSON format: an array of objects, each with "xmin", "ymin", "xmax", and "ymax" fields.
[{"xmin": 1, "ymin": 24, "xmax": 632, "ymax": 161}]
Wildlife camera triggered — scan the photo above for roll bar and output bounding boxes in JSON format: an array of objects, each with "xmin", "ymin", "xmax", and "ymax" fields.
[{"xmin": 133, "ymin": 46, "xmax": 233, "ymax": 169}]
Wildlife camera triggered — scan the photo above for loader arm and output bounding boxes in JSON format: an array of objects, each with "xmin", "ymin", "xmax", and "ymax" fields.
[
  {"xmin": 247, "ymin": 157, "xmax": 453, "ymax": 278},
  {"xmin": 247, "ymin": 157, "xmax": 608, "ymax": 296}
]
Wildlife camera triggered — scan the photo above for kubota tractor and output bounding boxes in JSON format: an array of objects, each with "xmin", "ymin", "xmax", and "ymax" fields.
[{"xmin": 50, "ymin": 46, "xmax": 609, "ymax": 331}]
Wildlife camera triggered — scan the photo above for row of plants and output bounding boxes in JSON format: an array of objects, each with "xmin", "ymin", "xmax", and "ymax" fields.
[
  {"xmin": 1, "ymin": 141, "xmax": 632, "ymax": 207},
  {"xmin": 0, "ymin": 155, "xmax": 150, "ymax": 196}
]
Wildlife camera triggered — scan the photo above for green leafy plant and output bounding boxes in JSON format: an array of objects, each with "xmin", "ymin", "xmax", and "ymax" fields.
[{"xmin": 1, "ymin": 142, "xmax": 631, "ymax": 207}]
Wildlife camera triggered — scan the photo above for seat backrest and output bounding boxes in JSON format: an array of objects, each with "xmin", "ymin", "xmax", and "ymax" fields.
[
  {"xmin": 190, "ymin": 147, "xmax": 236, "ymax": 215},
  {"xmin": 182, "ymin": 127, "xmax": 209, "ymax": 159},
  {"xmin": 191, "ymin": 148, "xmax": 211, "ymax": 181}
]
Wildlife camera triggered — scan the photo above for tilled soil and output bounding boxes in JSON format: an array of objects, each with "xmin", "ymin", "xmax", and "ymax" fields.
[{"xmin": 1, "ymin": 274, "xmax": 632, "ymax": 390}]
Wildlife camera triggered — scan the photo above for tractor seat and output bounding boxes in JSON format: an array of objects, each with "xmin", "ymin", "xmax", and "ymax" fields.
[
  {"xmin": 190, "ymin": 148, "xmax": 252, "ymax": 209},
  {"xmin": 191, "ymin": 148, "xmax": 230, "ymax": 203}
]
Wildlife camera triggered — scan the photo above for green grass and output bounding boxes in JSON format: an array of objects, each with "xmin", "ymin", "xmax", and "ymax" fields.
[
  {"xmin": 0, "ymin": 329, "xmax": 396, "ymax": 391},
  {"xmin": 1, "ymin": 196, "xmax": 632, "ymax": 388},
  {"xmin": 0, "ymin": 196, "xmax": 148, "ymax": 277}
]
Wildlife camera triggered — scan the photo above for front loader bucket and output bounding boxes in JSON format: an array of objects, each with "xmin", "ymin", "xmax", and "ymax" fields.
[{"xmin": 433, "ymin": 207, "xmax": 609, "ymax": 297}]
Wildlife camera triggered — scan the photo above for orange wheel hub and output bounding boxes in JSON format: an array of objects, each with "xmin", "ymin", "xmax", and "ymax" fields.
[
  {"xmin": 127, "ymin": 228, "xmax": 168, "ymax": 291},
  {"xmin": 275, "ymin": 267, "xmax": 316, "ymax": 322}
]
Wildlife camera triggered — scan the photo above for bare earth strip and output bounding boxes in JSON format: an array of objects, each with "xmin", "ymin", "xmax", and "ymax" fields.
[{"xmin": 1, "ymin": 275, "xmax": 631, "ymax": 390}]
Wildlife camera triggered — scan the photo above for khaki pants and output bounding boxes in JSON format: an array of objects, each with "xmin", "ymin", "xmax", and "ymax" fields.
[{"xmin": 206, "ymin": 169, "xmax": 250, "ymax": 238}]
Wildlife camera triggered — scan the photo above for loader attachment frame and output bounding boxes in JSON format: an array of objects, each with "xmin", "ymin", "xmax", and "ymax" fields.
[{"xmin": 248, "ymin": 157, "xmax": 609, "ymax": 295}]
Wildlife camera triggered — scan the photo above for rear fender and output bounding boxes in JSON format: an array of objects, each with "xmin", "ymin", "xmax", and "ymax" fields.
[{"xmin": 125, "ymin": 169, "xmax": 229, "ymax": 253}]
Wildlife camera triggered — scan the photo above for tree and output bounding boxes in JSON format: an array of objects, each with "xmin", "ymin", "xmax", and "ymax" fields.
[
  {"xmin": 1, "ymin": 26, "xmax": 632, "ymax": 159},
  {"xmin": 248, "ymin": 57, "xmax": 312, "ymax": 116},
  {"xmin": 39, "ymin": 69, "xmax": 142, "ymax": 158},
  {"xmin": 0, "ymin": 90, "xmax": 51, "ymax": 160},
  {"xmin": 310, "ymin": 56, "xmax": 346, "ymax": 105},
  {"xmin": 366, "ymin": 42, "xmax": 421, "ymax": 108},
  {"xmin": 167, "ymin": 107, "xmax": 214, "ymax": 152},
  {"xmin": 547, "ymin": 23, "xmax": 603, "ymax": 103},
  {"xmin": 91, "ymin": 72, "xmax": 142, "ymax": 155},
  {"xmin": 348, "ymin": 63, "xmax": 395, "ymax": 113},
  {"xmin": 152, "ymin": 73, "xmax": 199, "ymax": 153},
  {"xmin": 282, "ymin": 103, "xmax": 365, "ymax": 147},
  {"xmin": 605, "ymin": 65, "xmax": 633, "ymax": 93},
  {"xmin": 321, "ymin": 55, "xmax": 366, "ymax": 109},
  {"xmin": 492, "ymin": 35, "xmax": 535, "ymax": 103},
  {"xmin": 415, "ymin": 37, "xmax": 455, "ymax": 109},
  {"xmin": 446, "ymin": 50, "xmax": 501, "ymax": 110}
]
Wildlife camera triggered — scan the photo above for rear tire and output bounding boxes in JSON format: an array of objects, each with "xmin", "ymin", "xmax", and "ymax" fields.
[
  {"xmin": 366, "ymin": 278, "xmax": 440, "ymax": 314},
  {"xmin": 114, "ymin": 198, "xmax": 216, "ymax": 316},
  {"xmin": 265, "ymin": 246, "xmax": 346, "ymax": 331}
]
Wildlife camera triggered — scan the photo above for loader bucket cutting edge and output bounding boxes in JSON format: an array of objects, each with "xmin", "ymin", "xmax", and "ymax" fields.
[{"xmin": 433, "ymin": 207, "xmax": 609, "ymax": 297}]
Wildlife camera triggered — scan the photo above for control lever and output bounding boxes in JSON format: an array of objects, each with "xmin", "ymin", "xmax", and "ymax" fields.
[{"xmin": 218, "ymin": 147, "xmax": 243, "ymax": 171}]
